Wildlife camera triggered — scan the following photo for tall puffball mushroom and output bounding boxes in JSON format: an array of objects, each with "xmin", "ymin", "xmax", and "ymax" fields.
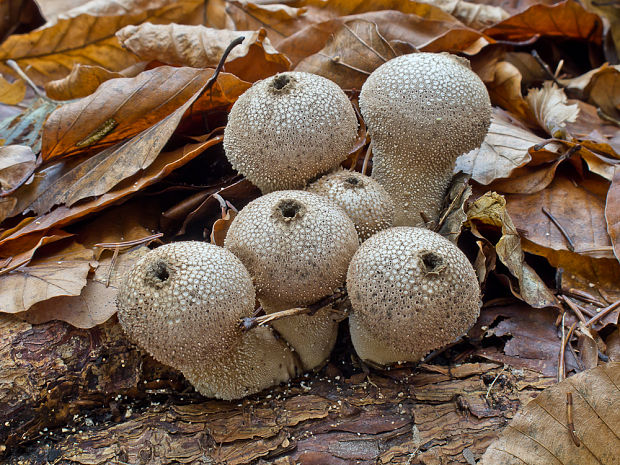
[
  {"xmin": 359, "ymin": 53, "xmax": 491, "ymax": 227},
  {"xmin": 225, "ymin": 190, "xmax": 359, "ymax": 370},
  {"xmin": 224, "ymin": 71, "xmax": 358, "ymax": 193},
  {"xmin": 346, "ymin": 227, "xmax": 481, "ymax": 366},
  {"xmin": 307, "ymin": 169, "xmax": 394, "ymax": 242},
  {"xmin": 117, "ymin": 242, "xmax": 301, "ymax": 400}
]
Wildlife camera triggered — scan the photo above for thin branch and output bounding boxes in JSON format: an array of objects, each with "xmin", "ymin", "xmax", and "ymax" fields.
[
  {"xmin": 6, "ymin": 59, "xmax": 50, "ymax": 100},
  {"xmin": 194, "ymin": 36, "xmax": 245, "ymax": 103},
  {"xmin": 558, "ymin": 319, "xmax": 577, "ymax": 383},
  {"xmin": 584, "ymin": 299, "xmax": 620, "ymax": 328},
  {"xmin": 559, "ymin": 295, "xmax": 588, "ymax": 324},
  {"xmin": 342, "ymin": 23, "xmax": 388, "ymax": 63},
  {"xmin": 361, "ymin": 145, "xmax": 372, "ymax": 176},
  {"xmin": 531, "ymin": 50, "xmax": 561, "ymax": 86},
  {"xmin": 93, "ymin": 233, "xmax": 164, "ymax": 250},
  {"xmin": 542, "ymin": 207, "xmax": 575, "ymax": 252},
  {"xmin": 566, "ymin": 392, "xmax": 581, "ymax": 447}
]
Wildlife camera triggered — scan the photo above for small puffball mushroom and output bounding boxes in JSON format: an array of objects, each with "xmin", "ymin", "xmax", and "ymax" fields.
[
  {"xmin": 224, "ymin": 71, "xmax": 358, "ymax": 193},
  {"xmin": 307, "ymin": 169, "xmax": 394, "ymax": 242},
  {"xmin": 117, "ymin": 241, "xmax": 300, "ymax": 400},
  {"xmin": 346, "ymin": 227, "xmax": 481, "ymax": 366},
  {"xmin": 359, "ymin": 53, "xmax": 491, "ymax": 227},
  {"xmin": 225, "ymin": 190, "xmax": 359, "ymax": 370}
]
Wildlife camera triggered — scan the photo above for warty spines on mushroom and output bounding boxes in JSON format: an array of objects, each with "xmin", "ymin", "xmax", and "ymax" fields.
[
  {"xmin": 346, "ymin": 227, "xmax": 481, "ymax": 366},
  {"xmin": 224, "ymin": 71, "xmax": 358, "ymax": 193},
  {"xmin": 359, "ymin": 53, "xmax": 491, "ymax": 227}
]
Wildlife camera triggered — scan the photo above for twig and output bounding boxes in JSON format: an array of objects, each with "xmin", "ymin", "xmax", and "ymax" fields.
[
  {"xmin": 559, "ymin": 295, "xmax": 588, "ymax": 324},
  {"xmin": 565, "ymin": 289, "xmax": 607, "ymax": 307},
  {"xmin": 598, "ymin": 287, "xmax": 614, "ymax": 305},
  {"xmin": 485, "ymin": 365, "xmax": 506, "ymax": 398},
  {"xmin": 531, "ymin": 50, "xmax": 561, "ymax": 86},
  {"xmin": 6, "ymin": 59, "xmax": 50, "ymax": 100},
  {"xmin": 542, "ymin": 207, "xmax": 575, "ymax": 252},
  {"xmin": 584, "ymin": 299, "xmax": 620, "ymax": 328},
  {"xmin": 566, "ymin": 392, "xmax": 581, "ymax": 447},
  {"xmin": 93, "ymin": 233, "xmax": 164, "ymax": 250},
  {"xmin": 361, "ymin": 145, "xmax": 372, "ymax": 176},
  {"xmin": 194, "ymin": 36, "xmax": 245, "ymax": 103},
  {"xmin": 434, "ymin": 181, "xmax": 469, "ymax": 233},
  {"xmin": 240, "ymin": 288, "xmax": 347, "ymax": 330},
  {"xmin": 597, "ymin": 108, "xmax": 620, "ymax": 126},
  {"xmin": 558, "ymin": 320, "xmax": 577, "ymax": 383}
]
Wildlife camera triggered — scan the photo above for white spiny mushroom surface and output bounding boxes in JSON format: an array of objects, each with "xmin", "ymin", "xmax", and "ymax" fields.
[
  {"xmin": 117, "ymin": 242, "xmax": 301, "ymax": 399},
  {"xmin": 359, "ymin": 53, "xmax": 491, "ymax": 227},
  {"xmin": 307, "ymin": 169, "xmax": 394, "ymax": 242},
  {"xmin": 225, "ymin": 190, "xmax": 359, "ymax": 370},
  {"xmin": 347, "ymin": 227, "xmax": 481, "ymax": 366},
  {"xmin": 224, "ymin": 72, "xmax": 358, "ymax": 193}
]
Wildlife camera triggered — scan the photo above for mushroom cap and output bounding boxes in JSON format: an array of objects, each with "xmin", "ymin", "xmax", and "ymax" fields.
[
  {"xmin": 117, "ymin": 241, "xmax": 254, "ymax": 369},
  {"xmin": 346, "ymin": 227, "xmax": 481, "ymax": 366},
  {"xmin": 225, "ymin": 190, "xmax": 359, "ymax": 308},
  {"xmin": 224, "ymin": 72, "xmax": 358, "ymax": 193},
  {"xmin": 307, "ymin": 169, "xmax": 394, "ymax": 242},
  {"xmin": 359, "ymin": 53, "xmax": 491, "ymax": 164}
]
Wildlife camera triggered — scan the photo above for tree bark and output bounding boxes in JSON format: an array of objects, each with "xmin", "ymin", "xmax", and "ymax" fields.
[{"xmin": 0, "ymin": 312, "xmax": 555, "ymax": 464}]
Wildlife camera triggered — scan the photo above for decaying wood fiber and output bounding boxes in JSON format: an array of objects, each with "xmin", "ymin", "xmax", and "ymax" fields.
[{"xmin": 0, "ymin": 313, "xmax": 554, "ymax": 464}]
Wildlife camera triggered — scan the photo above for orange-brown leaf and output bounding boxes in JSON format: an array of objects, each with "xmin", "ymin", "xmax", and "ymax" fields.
[
  {"xmin": 606, "ymin": 166, "xmax": 620, "ymax": 262},
  {"xmin": 44, "ymin": 64, "xmax": 124, "ymax": 101}
]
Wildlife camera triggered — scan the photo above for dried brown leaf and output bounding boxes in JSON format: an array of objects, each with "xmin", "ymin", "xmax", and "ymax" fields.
[
  {"xmin": 0, "ymin": 145, "xmax": 36, "ymax": 191},
  {"xmin": 44, "ymin": 64, "xmax": 124, "ymax": 101},
  {"xmin": 295, "ymin": 19, "xmax": 399, "ymax": 90},
  {"xmin": 0, "ymin": 75, "xmax": 25, "ymax": 105},
  {"xmin": 605, "ymin": 166, "xmax": 620, "ymax": 262},
  {"xmin": 467, "ymin": 192, "xmax": 559, "ymax": 308},
  {"xmin": 211, "ymin": 209, "xmax": 237, "ymax": 247},
  {"xmin": 480, "ymin": 362, "xmax": 620, "ymax": 464},
  {"xmin": 437, "ymin": 172, "xmax": 471, "ymax": 243},
  {"xmin": 420, "ymin": 0, "xmax": 510, "ymax": 29},
  {"xmin": 484, "ymin": 61, "xmax": 531, "ymax": 122},
  {"xmin": 0, "ymin": 0, "xmax": 43, "ymax": 42},
  {"xmin": 483, "ymin": 0, "xmax": 603, "ymax": 44},
  {"xmin": 526, "ymin": 82, "xmax": 579, "ymax": 138},
  {"xmin": 564, "ymin": 64, "xmax": 620, "ymax": 122},
  {"xmin": 0, "ymin": 240, "xmax": 93, "ymax": 313},
  {"xmin": 0, "ymin": 0, "xmax": 204, "ymax": 85},
  {"xmin": 116, "ymin": 23, "xmax": 290, "ymax": 82},
  {"xmin": 0, "ymin": 229, "xmax": 73, "ymax": 273},
  {"xmin": 456, "ymin": 110, "xmax": 560, "ymax": 185}
]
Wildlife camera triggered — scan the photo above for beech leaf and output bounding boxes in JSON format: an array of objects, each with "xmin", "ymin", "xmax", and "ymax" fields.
[
  {"xmin": 526, "ymin": 82, "xmax": 580, "ymax": 138},
  {"xmin": 0, "ymin": 75, "xmax": 26, "ymax": 105},
  {"xmin": 44, "ymin": 64, "xmax": 124, "ymax": 101},
  {"xmin": 0, "ymin": 145, "xmax": 36, "ymax": 191},
  {"xmin": 480, "ymin": 362, "xmax": 620, "ymax": 465},
  {"xmin": 605, "ymin": 166, "xmax": 620, "ymax": 262}
]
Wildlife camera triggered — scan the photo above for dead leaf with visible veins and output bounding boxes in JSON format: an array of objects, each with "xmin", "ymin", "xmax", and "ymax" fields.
[
  {"xmin": 0, "ymin": 239, "xmax": 93, "ymax": 313},
  {"xmin": 0, "ymin": 75, "xmax": 25, "ymax": 105},
  {"xmin": 0, "ymin": 97, "xmax": 61, "ymax": 152},
  {"xmin": 44, "ymin": 65, "xmax": 124, "ymax": 101},
  {"xmin": 606, "ymin": 166, "xmax": 620, "ymax": 262},
  {"xmin": 484, "ymin": 0, "xmax": 603, "ymax": 44},
  {"xmin": 456, "ymin": 109, "xmax": 561, "ymax": 185},
  {"xmin": 116, "ymin": 23, "xmax": 290, "ymax": 82},
  {"xmin": 0, "ymin": 145, "xmax": 36, "ymax": 192},
  {"xmin": 296, "ymin": 19, "xmax": 400, "ymax": 90},
  {"xmin": 467, "ymin": 192, "xmax": 559, "ymax": 309},
  {"xmin": 526, "ymin": 82, "xmax": 580, "ymax": 138},
  {"xmin": 562, "ymin": 63, "xmax": 620, "ymax": 122},
  {"xmin": 480, "ymin": 362, "xmax": 620, "ymax": 465},
  {"xmin": 418, "ymin": 0, "xmax": 509, "ymax": 29},
  {"xmin": 0, "ymin": 0, "xmax": 205, "ymax": 85}
]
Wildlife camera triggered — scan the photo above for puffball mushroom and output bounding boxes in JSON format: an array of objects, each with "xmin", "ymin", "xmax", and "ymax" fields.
[
  {"xmin": 346, "ymin": 227, "xmax": 481, "ymax": 366},
  {"xmin": 225, "ymin": 190, "xmax": 359, "ymax": 370},
  {"xmin": 223, "ymin": 71, "xmax": 358, "ymax": 193},
  {"xmin": 307, "ymin": 169, "xmax": 394, "ymax": 242},
  {"xmin": 117, "ymin": 241, "xmax": 301, "ymax": 400},
  {"xmin": 359, "ymin": 53, "xmax": 491, "ymax": 227}
]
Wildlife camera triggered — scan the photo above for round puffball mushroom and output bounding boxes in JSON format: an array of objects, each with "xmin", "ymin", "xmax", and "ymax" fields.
[
  {"xmin": 307, "ymin": 169, "xmax": 394, "ymax": 242},
  {"xmin": 359, "ymin": 53, "xmax": 491, "ymax": 227},
  {"xmin": 225, "ymin": 190, "xmax": 359, "ymax": 370},
  {"xmin": 346, "ymin": 227, "xmax": 481, "ymax": 366},
  {"xmin": 224, "ymin": 71, "xmax": 358, "ymax": 193},
  {"xmin": 117, "ymin": 241, "xmax": 301, "ymax": 400}
]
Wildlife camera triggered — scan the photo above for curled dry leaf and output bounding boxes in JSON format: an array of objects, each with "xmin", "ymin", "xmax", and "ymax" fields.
[
  {"xmin": 0, "ymin": 0, "xmax": 204, "ymax": 85},
  {"xmin": 0, "ymin": 75, "xmax": 26, "ymax": 105},
  {"xmin": 456, "ymin": 109, "xmax": 561, "ymax": 185},
  {"xmin": 605, "ymin": 166, "xmax": 620, "ymax": 262},
  {"xmin": 296, "ymin": 19, "xmax": 399, "ymax": 90},
  {"xmin": 526, "ymin": 82, "xmax": 579, "ymax": 138},
  {"xmin": 116, "ymin": 23, "xmax": 290, "ymax": 82},
  {"xmin": 210, "ymin": 209, "xmax": 237, "ymax": 246},
  {"xmin": 467, "ymin": 192, "xmax": 559, "ymax": 309},
  {"xmin": 437, "ymin": 172, "xmax": 472, "ymax": 243},
  {"xmin": 0, "ymin": 240, "xmax": 93, "ymax": 314},
  {"xmin": 563, "ymin": 63, "xmax": 620, "ymax": 122},
  {"xmin": 483, "ymin": 0, "xmax": 603, "ymax": 44},
  {"xmin": 480, "ymin": 362, "xmax": 620, "ymax": 465},
  {"xmin": 44, "ymin": 65, "xmax": 124, "ymax": 101},
  {"xmin": 418, "ymin": 0, "xmax": 510, "ymax": 29},
  {"xmin": 483, "ymin": 61, "xmax": 531, "ymax": 122},
  {"xmin": 0, "ymin": 145, "xmax": 36, "ymax": 192}
]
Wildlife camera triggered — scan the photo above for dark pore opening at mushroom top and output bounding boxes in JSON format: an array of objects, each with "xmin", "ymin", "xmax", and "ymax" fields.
[
  {"xmin": 345, "ymin": 176, "xmax": 361, "ymax": 186},
  {"xmin": 149, "ymin": 260, "xmax": 170, "ymax": 283},
  {"xmin": 272, "ymin": 74, "xmax": 291, "ymax": 91},
  {"xmin": 421, "ymin": 251, "xmax": 444, "ymax": 273},
  {"xmin": 278, "ymin": 199, "xmax": 302, "ymax": 218}
]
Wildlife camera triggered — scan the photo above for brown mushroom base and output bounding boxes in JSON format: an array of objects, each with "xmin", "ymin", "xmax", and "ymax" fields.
[
  {"xmin": 263, "ymin": 301, "xmax": 339, "ymax": 371},
  {"xmin": 370, "ymin": 150, "xmax": 454, "ymax": 228},
  {"xmin": 183, "ymin": 326, "xmax": 302, "ymax": 400}
]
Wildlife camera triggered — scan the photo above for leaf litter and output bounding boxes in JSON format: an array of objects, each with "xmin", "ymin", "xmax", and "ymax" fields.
[{"xmin": 0, "ymin": 0, "xmax": 619, "ymax": 463}]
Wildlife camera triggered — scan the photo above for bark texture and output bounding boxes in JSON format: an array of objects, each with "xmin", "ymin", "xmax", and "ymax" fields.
[{"xmin": 0, "ymin": 312, "xmax": 555, "ymax": 464}]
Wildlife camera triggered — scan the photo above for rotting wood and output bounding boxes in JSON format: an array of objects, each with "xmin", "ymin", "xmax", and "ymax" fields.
[{"xmin": 0, "ymin": 311, "xmax": 557, "ymax": 465}]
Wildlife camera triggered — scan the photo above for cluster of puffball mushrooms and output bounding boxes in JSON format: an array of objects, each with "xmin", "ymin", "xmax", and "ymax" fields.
[{"xmin": 117, "ymin": 53, "xmax": 492, "ymax": 400}]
